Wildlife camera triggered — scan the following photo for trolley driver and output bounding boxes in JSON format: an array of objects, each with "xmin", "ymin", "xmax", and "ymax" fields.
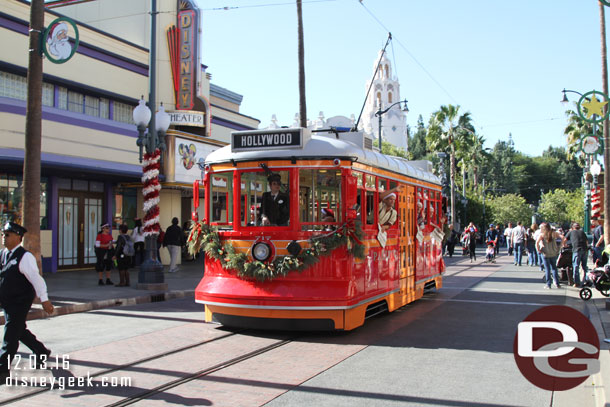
[{"xmin": 260, "ymin": 173, "xmax": 290, "ymax": 226}]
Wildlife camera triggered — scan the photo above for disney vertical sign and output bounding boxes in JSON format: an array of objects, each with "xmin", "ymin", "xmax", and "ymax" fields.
[{"xmin": 167, "ymin": 0, "xmax": 201, "ymax": 110}]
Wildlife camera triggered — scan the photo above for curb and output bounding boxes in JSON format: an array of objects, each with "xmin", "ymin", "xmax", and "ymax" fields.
[{"xmin": 0, "ymin": 290, "xmax": 196, "ymax": 325}]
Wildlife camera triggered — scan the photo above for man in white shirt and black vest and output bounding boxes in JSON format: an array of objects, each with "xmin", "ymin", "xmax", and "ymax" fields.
[{"xmin": 0, "ymin": 222, "xmax": 54, "ymax": 383}]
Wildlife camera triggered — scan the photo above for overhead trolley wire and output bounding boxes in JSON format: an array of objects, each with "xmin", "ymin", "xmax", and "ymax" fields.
[
  {"xmin": 201, "ymin": 0, "xmax": 336, "ymax": 11},
  {"xmin": 356, "ymin": 0, "xmax": 458, "ymax": 105}
]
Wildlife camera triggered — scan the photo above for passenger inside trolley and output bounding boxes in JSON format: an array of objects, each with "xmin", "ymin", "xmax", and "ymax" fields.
[
  {"xmin": 321, "ymin": 208, "xmax": 335, "ymax": 231},
  {"xmin": 379, "ymin": 186, "xmax": 401, "ymax": 232},
  {"xmin": 260, "ymin": 173, "xmax": 290, "ymax": 226}
]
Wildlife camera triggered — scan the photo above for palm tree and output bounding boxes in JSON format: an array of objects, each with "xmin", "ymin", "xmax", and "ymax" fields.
[
  {"xmin": 296, "ymin": 0, "xmax": 307, "ymax": 128},
  {"xmin": 460, "ymin": 133, "xmax": 488, "ymax": 190},
  {"xmin": 22, "ymin": 0, "xmax": 44, "ymax": 269},
  {"xmin": 564, "ymin": 107, "xmax": 599, "ymax": 165},
  {"xmin": 427, "ymin": 105, "xmax": 474, "ymax": 226},
  {"xmin": 599, "ymin": 1, "xmax": 609, "ymax": 244}
]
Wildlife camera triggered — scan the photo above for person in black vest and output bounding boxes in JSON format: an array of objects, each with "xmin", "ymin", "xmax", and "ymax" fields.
[
  {"xmin": 163, "ymin": 217, "xmax": 183, "ymax": 273},
  {"xmin": 0, "ymin": 222, "xmax": 54, "ymax": 383},
  {"xmin": 260, "ymin": 173, "xmax": 290, "ymax": 226}
]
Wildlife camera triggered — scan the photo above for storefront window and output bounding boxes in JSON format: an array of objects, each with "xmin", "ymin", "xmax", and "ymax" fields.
[
  {"xmin": 0, "ymin": 174, "xmax": 48, "ymax": 229},
  {"xmin": 113, "ymin": 188, "xmax": 137, "ymax": 229}
]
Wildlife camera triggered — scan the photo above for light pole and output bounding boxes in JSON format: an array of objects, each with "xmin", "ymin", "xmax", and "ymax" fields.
[
  {"xmin": 561, "ymin": 88, "xmax": 609, "ymax": 235},
  {"xmin": 133, "ymin": 98, "xmax": 170, "ymax": 287},
  {"xmin": 132, "ymin": 0, "xmax": 170, "ymax": 288},
  {"xmin": 374, "ymin": 99, "xmax": 408, "ymax": 152}
]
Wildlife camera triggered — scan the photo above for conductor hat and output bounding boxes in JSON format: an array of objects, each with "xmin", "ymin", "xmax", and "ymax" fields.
[
  {"xmin": 267, "ymin": 173, "xmax": 281, "ymax": 184},
  {"xmin": 3, "ymin": 222, "xmax": 27, "ymax": 237}
]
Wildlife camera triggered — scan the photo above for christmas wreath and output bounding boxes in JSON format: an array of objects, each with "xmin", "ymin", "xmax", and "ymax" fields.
[{"xmin": 187, "ymin": 220, "xmax": 365, "ymax": 281}]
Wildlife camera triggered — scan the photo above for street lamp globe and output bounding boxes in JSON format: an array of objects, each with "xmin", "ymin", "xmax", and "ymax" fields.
[
  {"xmin": 591, "ymin": 161, "xmax": 602, "ymax": 177},
  {"xmin": 133, "ymin": 97, "xmax": 151, "ymax": 127},
  {"xmin": 155, "ymin": 103, "xmax": 171, "ymax": 132}
]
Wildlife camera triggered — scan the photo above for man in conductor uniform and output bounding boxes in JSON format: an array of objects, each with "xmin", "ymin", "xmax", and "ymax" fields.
[
  {"xmin": 0, "ymin": 222, "xmax": 54, "ymax": 383},
  {"xmin": 260, "ymin": 174, "xmax": 290, "ymax": 226}
]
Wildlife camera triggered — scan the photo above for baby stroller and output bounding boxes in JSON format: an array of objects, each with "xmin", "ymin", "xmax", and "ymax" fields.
[
  {"xmin": 461, "ymin": 234, "xmax": 469, "ymax": 257},
  {"xmin": 556, "ymin": 246, "xmax": 573, "ymax": 283},
  {"xmin": 580, "ymin": 265, "xmax": 610, "ymax": 300},
  {"xmin": 485, "ymin": 241, "xmax": 496, "ymax": 263}
]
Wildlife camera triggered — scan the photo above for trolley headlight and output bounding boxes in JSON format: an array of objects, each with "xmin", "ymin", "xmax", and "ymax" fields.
[{"xmin": 252, "ymin": 242, "xmax": 272, "ymax": 262}]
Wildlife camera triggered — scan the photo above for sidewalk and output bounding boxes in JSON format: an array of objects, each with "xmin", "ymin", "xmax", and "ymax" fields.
[{"xmin": 12, "ymin": 257, "xmax": 205, "ymax": 325}]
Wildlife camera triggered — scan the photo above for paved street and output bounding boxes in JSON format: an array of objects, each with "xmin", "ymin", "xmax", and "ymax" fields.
[{"xmin": 0, "ymin": 249, "xmax": 608, "ymax": 406}]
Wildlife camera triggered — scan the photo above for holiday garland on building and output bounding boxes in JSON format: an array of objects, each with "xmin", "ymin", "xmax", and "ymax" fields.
[
  {"xmin": 142, "ymin": 149, "xmax": 162, "ymax": 237},
  {"xmin": 187, "ymin": 220, "xmax": 365, "ymax": 281}
]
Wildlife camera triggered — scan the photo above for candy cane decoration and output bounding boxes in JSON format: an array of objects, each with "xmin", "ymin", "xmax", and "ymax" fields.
[{"xmin": 142, "ymin": 149, "xmax": 161, "ymax": 236}]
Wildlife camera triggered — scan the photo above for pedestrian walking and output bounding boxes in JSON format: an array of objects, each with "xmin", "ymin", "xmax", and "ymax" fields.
[
  {"xmin": 464, "ymin": 223, "xmax": 478, "ymax": 262},
  {"xmin": 564, "ymin": 222, "xmax": 589, "ymax": 287},
  {"xmin": 0, "ymin": 222, "xmax": 54, "ymax": 383},
  {"xmin": 163, "ymin": 217, "xmax": 183, "ymax": 273},
  {"xmin": 504, "ymin": 222, "xmax": 513, "ymax": 255},
  {"xmin": 526, "ymin": 223, "xmax": 538, "ymax": 267},
  {"xmin": 511, "ymin": 221, "xmax": 526, "ymax": 266},
  {"xmin": 536, "ymin": 222, "xmax": 562, "ymax": 289}
]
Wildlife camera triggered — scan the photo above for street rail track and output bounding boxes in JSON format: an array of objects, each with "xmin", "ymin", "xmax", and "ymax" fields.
[
  {"xmin": 104, "ymin": 337, "xmax": 293, "ymax": 407},
  {"xmin": 0, "ymin": 328, "xmax": 294, "ymax": 406}
]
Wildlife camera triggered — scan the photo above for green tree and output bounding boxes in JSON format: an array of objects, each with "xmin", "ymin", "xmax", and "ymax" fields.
[
  {"xmin": 408, "ymin": 115, "xmax": 428, "ymax": 160},
  {"xmin": 487, "ymin": 193, "xmax": 533, "ymax": 226},
  {"xmin": 538, "ymin": 188, "xmax": 584, "ymax": 228}
]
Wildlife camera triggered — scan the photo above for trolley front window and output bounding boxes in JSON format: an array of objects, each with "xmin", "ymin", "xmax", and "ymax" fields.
[
  {"xmin": 240, "ymin": 170, "xmax": 290, "ymax": 227},
  {"xmin": 210, "ymin": 173, "xmax": 233, "ymax": 229}
]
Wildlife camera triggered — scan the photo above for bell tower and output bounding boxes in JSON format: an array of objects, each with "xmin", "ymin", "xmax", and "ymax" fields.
[{"xmin": 360, "ymin": 50, "xmax": 408, "ymax": 151}]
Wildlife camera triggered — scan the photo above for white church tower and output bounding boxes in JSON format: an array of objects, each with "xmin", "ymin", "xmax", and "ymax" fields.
[{"xmin": 360, "ymin": 50, "xmax": 408, "ymax": 151}]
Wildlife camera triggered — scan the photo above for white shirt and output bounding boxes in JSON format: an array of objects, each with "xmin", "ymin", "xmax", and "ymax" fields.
[
  {"xmin": 3, "ymin": 245, "xmax": 49, "ymax": 302},
  {"xmin": 131, "ymin": 227, "xmax": 145, "ymax": 243}
]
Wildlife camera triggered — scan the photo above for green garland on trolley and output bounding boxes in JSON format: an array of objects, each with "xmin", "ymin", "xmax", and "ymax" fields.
[{"xmin": 187, "ymin": 220, "xmax": 365, "ymax": 282}]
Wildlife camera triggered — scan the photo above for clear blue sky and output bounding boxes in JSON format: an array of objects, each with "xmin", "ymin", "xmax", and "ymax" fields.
[{"xmin": 198, "ymin": 0, "xmax": 604, "ymax": 157}]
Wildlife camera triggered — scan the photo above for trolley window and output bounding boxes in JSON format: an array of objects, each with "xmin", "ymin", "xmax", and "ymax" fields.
[
  {"xmin": 239, "ymin": 172, "xmax": 267, "ymax": 227},
  {"xmin": 255, "ymin": 170, "xmax": 291, "ymax": 227},
  {"xmin": 210, "ymin": 173, "xmax": 233, "ymax": 229},
  {"xmin": 299, "ymin": 169, "xmax": 341, "ymax": 231}
]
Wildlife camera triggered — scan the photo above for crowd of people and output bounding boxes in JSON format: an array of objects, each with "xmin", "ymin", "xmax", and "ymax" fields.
[
  {"xmin": 442, "ymin": 218, "xmax": 605, "ymax": 291},
  {"xmin": 94, "ymin": 217, "xmax": 190, "ymax": 286}
]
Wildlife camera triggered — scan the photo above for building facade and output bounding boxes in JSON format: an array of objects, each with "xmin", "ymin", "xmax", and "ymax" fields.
[{"xmin": 0, "ymin": 0, "xmax": 259, "ymax": 273}]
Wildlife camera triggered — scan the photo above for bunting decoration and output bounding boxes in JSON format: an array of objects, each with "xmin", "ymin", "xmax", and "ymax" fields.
[
  {"xmin": 592, "ymin": 187, "xmax": 602, "ymax": 220},
  {"xmin": 142, "ymin": 149, "xmax": 162, "ymax": 237},
  {"xmin": 187, "ymin": 220, "xmax": 365, "ymax": 281}
]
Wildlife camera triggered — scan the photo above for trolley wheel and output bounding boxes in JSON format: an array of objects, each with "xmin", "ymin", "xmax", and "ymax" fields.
[{"xmin": 580, "ymin": 287, "xmax": 593, "ymax": 301}]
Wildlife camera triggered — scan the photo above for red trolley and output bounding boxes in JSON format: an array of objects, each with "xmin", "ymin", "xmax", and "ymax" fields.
[{"xmin": 191, "ymin": 128, "xmax": 445, "ymax": 330}]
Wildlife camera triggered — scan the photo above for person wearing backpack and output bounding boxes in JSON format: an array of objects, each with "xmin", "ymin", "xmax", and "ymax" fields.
[{"xmin": 112, "ymin": 224, "xmax": 133, "ymax": 287}]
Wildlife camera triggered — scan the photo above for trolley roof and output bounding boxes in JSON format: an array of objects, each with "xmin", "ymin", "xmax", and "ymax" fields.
[{"xmin": 205, "ymin": 128, "xmax": 440, "ymax": 185}]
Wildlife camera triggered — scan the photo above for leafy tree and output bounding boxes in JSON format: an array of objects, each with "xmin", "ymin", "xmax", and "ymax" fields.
[
  {"xmin": 408, "ymin": 115, "xmax": 428, "ymax": 160},
  {"xmin": 537, "ymin": 188, "xmax": 584, "ymax": 228},
  {"xmin": 487, "ymin": 193, "xmax": 533, "ymax": 226}
]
